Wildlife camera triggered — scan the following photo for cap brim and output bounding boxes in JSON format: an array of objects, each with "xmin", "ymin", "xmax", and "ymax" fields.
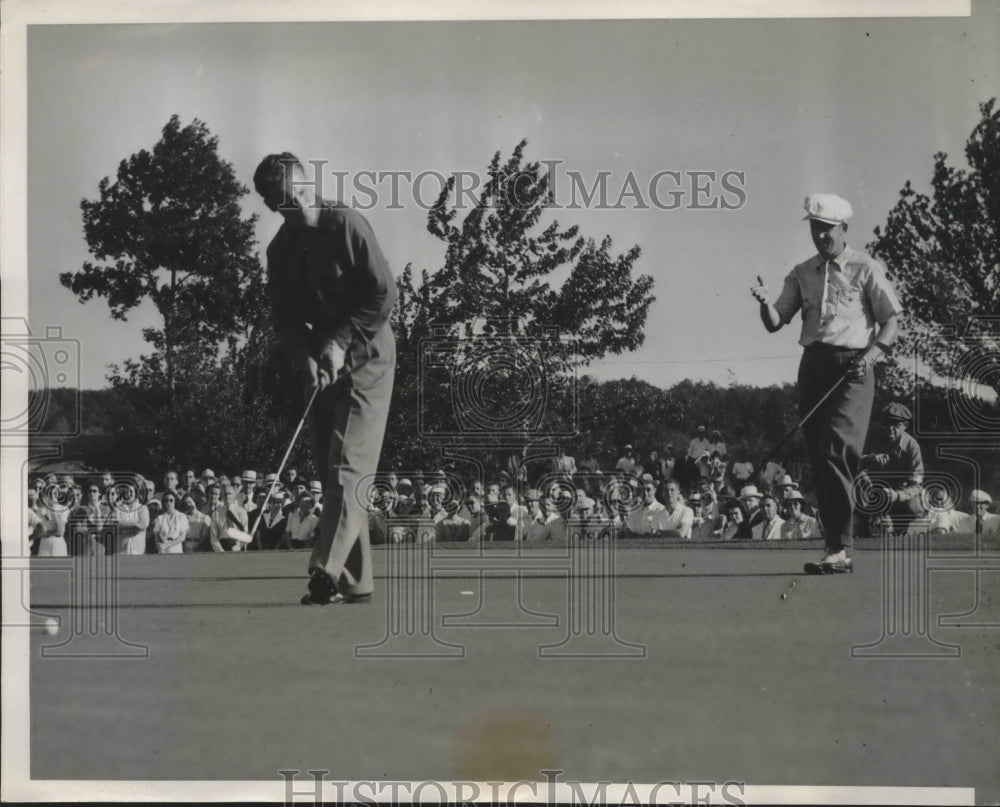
[{"xmin": 803, "ymin": 214, "xmax": 842, "ymax": 224}]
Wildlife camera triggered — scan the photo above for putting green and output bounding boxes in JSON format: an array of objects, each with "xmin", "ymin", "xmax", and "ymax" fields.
[{"xmin": 26, "ymin": 544, "xmax": 1000, "ymax": 802}]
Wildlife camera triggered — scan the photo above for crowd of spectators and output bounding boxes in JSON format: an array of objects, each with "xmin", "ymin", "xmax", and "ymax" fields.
[{"xmin": 24, "ymin": 422, "xmax": 1000, "ymax": 555}]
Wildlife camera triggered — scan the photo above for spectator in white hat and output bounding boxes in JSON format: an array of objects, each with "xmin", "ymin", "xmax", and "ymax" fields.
[
  {"xmin": 736, "ymin": 485, "xmax": 764, "ymax": 540},
  {"xmin": 780, "ymin": 490, "xmax": 821, "ymax": 540},
  {"xmin": 959, "ymin": 490, "xmax": 1000, "ymax": 535},
  {"xmin": 751, "ymin": 193, "xmax": 902, "ymax": 573}
]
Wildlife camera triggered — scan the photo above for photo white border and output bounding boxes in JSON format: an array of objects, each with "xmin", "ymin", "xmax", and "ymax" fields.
[{"xmin": 0, "ymin": 1, "xmax": 978, "ymax": 804}]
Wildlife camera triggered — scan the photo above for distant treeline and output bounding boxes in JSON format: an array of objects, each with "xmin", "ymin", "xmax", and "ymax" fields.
[{"xmin": 26, "ymin": 377, "xmax": 999, "ymax": 499}]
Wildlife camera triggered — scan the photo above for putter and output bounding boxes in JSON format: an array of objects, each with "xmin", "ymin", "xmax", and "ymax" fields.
[{"xmin": 227, "ymin": 384, "xmax": 321, "ymax": 545}]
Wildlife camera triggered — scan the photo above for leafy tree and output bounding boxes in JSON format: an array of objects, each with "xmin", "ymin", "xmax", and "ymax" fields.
[
  {"xmin": 385, "ymin": 140, "xmax": 655, "ymax": 468},
  {"xmin": 868, "ymin": 97, "xmax": 1000, "ymax": 397},
  {"xmin": 57, "ymin": 116, "xmax": 308, "ymax": 476},
  {"xmin": 61, "ymin": 115, "xmax": 262, "ymax": 397}
]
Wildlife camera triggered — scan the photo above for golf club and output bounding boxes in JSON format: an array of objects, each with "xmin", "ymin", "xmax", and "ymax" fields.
[
  {"xmin": 227, "ymin": 384, "xmax": 321, "ymax": 545},
  {"xmin": 756, "ymin": 368, "xmax": 851, "ymax": 473}
]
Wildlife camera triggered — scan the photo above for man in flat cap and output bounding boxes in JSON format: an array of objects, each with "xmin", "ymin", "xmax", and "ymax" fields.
[
  {"xmin": 255, "ymin": 152, "xmax": 396, "ymax": 604},
  {"xmin": 859, "ymin": 402, "xmax": 925, "ymax": 535},
  {"xmin": 752, "ymin": 194, "xmax": 902, "ymax": 573}
]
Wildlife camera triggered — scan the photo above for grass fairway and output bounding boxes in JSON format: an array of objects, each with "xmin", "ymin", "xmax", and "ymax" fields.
[{"xmin": 27, "ymin": 543, "xmax": 1000, "ymax": 803}]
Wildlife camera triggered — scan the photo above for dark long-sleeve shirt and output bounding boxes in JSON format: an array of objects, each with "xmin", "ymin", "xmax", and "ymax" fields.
[{"xmin": 266, "ymin": 203, "xmax": 396, "ymax": 355}]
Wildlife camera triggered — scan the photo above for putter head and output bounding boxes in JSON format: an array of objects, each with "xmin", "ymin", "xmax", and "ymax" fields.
[{"xmin": 225, "ymin": 526, "xmax": 253, "ymax": 544}]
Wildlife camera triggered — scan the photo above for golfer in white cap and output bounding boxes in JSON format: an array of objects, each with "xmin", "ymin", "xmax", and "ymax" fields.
[{"xmin": 751, "ymin": 194, "xmax": 902, "ymax": 573}]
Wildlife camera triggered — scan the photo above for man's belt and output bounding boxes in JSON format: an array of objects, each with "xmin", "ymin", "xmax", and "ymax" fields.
[{"xmin": 804, "ymin": 342, "xmax": 864, "ymax": 354}]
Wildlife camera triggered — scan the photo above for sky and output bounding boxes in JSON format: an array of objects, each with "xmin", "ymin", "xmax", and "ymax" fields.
[{"xmin": 18, "ymin": 3, "xmax": 1000, "ymax": 391}]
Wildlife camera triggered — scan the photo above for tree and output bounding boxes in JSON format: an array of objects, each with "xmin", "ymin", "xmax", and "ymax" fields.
[
  {"xmin": 384, "ymin": 140, "xmax": 655, "ymax": 469},
  {"xmin": 58, "ymin": 116, "xmax": 309, "ymax": 476},
  {"xmin": 61, "ymin": 115, "xmax": 262, "ymax": 398},
  {"xmin": 868, "ymin": 97, "xmax": 1000, "ymax": 397}
]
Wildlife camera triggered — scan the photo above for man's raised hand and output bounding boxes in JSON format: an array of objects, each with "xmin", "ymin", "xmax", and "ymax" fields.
[{"xmin": 751, "ymin": 275, "xmax": 770, "ymax": 304}]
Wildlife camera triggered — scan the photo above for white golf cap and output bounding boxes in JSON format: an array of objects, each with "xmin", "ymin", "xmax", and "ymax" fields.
[
  {"xmin": 242, "ymin": 470, "xmax": 258, "ymax": 481},
  {"xmin": 309, "ymin": 480, "xmax": 323, "ymax": 493},
  {"xmin": 970, "ymin": 489, "xmax": 992, "ymax": 504},
  {"xmin": 803, "ymin": 194, "xmax": 853, "ymax": 225}
]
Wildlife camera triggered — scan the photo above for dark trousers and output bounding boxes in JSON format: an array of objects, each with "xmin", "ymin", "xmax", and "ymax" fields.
[
  {"xmin": 798, "ymin": 345, "xmax": 874, "ymax": 552},
  {"xmin": 308, "ymin": 325, "xmax": 395, "ymax": 596}
]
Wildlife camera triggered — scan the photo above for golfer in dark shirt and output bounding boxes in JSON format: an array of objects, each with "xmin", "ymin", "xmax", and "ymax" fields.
[{"xmin": 254, "ymin": 152, "xmax": 396, "ymax": 604}]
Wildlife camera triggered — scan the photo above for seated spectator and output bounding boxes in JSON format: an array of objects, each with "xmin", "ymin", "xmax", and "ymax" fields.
[
  {"xmin": 67, "ymin": 481, "xmax": 113, "ymax": 556},
  {"xmin": 780, "ymin": 491, "xmax": 821, "ymax": 540},
  {"xmin": 627, "ymin": 478, "xmax": 668, "ymax": 535},
  {"xmin": 505, "ymin": 485, "xmax": 529, "ymax": 541},
  {"xmin": 736, "ymin": 485, "xmax": 764, "ymax": 540},
  {"xmin": 523, "ymin": 489, "xmax": 553, "ymax": 541},
  {"xmin": 282, "ymin": 480, "xmax": 309, "ymax": 516},
  {"xmin": 658, "ymin": 480, "xmax": 695, "ymax": 539},
  {"xmin": 201, "ymin": 483, "xmax": 221, "ymax": 516},
  {"xmin": 958, "ymin": 490, "xmax": 1000, "ymax": 534},
  {"xmin": 435, "ymin": 498, "xmax": 471, "ymax": 542},
  {"xmin": 257, "ymin": 492, "xmax": 288, "ymax": 549},
  {"xmin": 426, "ymin": 484, "xmax": 447, "ymax": 523},
  {"xmin": 153, "ymin": 492, "xmax": 188, "ymax": 554},
  {"xmin": 181, "ymin": 494, "xmax": 211, "ymax": 552},
  {"xmin": 145, "ymin": 499, "xmax": 162, "ymax": 553},
  {"xmin": 462, "ymin": 495, "xmax": 488, "ymax": 542},
  {"xmin": 112, "ymin": 476, "xmax": 151, "ymax": 555},
  {"xmin": 208, "ymin": 483, "xmax": 247, "ymax": 552},
  {"xmin": 568, "ymin": 495, "xmax": 614, "ymax": 540},
  {"xmin": 393, "ymin": 478, "xmax": 421, "ymax": 516},
  {"xmin": 690, "ymin": 493, "xmax": 718, "ymax": 541},
  {"xmin": 484, "ymin": 490, "xmax": 512, "ymax": 542},
  {"xmin": 241, "ymin": 470, "xmax": 259, "ymax": 508},
  {"xmin": 719, "ymin": 502, "xmax": 744, "ymax": 541},
  {"xmin": 283, "ymin": 493, "xmax": 319, "ymax": 550},
  {"xmin": 34, "ymin": 486, "xmax": 69, "ymax": 557},
  {"xmin": 752, "ymin": 495, "xmax": 785, "ymax": 540},
  {"xmin": 309, "ymin": 480, "xmax": 324, "ymax": 515},
  {"xmin": 369, "ymin": 489, "xmax": 394, "ymax": 546}
]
